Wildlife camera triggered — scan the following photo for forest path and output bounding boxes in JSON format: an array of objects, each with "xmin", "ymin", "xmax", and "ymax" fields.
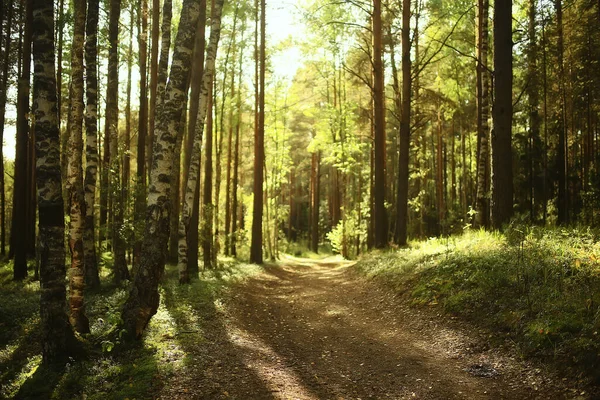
[{"xmin": 160, "ymin": 256, "xmax": 580, "ymax": 399}]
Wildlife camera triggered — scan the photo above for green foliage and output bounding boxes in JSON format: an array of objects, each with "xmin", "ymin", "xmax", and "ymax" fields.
[{"xmin": 353, "ymin": 228, "xmax": 600, "ymax": 378}]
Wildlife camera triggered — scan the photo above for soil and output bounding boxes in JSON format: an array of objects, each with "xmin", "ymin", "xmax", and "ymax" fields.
[{"xmin": 159, "ymin": 256, "xmax": 596, "ymax": 399}]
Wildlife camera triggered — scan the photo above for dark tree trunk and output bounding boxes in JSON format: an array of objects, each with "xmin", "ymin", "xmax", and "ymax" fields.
[
  {"xmin": 372, "ymin": 0, "xmax": 387, "ymax": 249},
  {"xmin": 0, "ymin": 0, "xmax": 14, "ymax": 256},
  {"xmin": 12, "ymin": 0, "xmax": 32, "ymax": 280},
  {"xmin": 250, "ymin": 0, "xmax": 265, "ymax": 264},
  {"xmin": 491, "ymin": 0, "xmax": 513, "ymax": 228},
  {"xmin": 395, "ymin": 0, "xmax": 410, "ymax": 246}
]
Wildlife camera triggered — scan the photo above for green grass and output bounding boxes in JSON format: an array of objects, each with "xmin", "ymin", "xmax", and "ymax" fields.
[
  {"xmin": 353, "ymin": 227, "xmax": 600, "ymax": 381},
  {"xmin": 0, "ymin": 257, "xmax": 262, "ymax": 399}
]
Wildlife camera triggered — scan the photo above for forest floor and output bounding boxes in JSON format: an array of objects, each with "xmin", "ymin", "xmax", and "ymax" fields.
[{"xmin": 159, "ymin": 255, "xmax": 591, "ymax": 400}]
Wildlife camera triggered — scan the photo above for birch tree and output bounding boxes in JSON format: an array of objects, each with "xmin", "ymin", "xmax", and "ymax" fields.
[
  {"xmin": 66, "ymin": 0, "xmax": 90, "ymax": 333},
  {"xmin": 32, "ymin": 0, "xmax": 74, "ymax": 362},
  {"xmin": 178, "ymin": 0, "xmax": 224, "ymax": 284},
  {"xmin": 122, "ymin": 0, "xmax": 202, "ymax": 339}
]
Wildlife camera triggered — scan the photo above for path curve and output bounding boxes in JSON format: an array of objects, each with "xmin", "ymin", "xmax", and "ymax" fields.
[{"xmin": 162, "ymin": 256, "xmax": 586, "ymax": 399}]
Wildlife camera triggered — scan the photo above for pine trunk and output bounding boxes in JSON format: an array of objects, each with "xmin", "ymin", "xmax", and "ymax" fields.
[
  {"xmin": 250, "ymin": 0, "xmax": 265, "ymax": 264},
  {"xmin": 491, "ymin": 0, "xmax": 513, "ymax": 228},
  {"xmin": 12, "ymin": 0, "xmax": 32, "ymax": 280},
  {"xmin": 0, "ymin": 0, "xmax": 14, "ymax": 256},
  {"xmin": 372, "ymin": 0, "xmax": 387, "ymax": 249},
  {"xmin": 395, "ymin": 0, "xmax": 411, "ymax": 246},
  {"xmin": 475, "ymin": 0, "xmax": 490, "ymax": 228}
]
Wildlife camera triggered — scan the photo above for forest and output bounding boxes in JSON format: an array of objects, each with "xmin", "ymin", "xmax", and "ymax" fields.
[{"xmin": 1, "ymin": 0, "xmax": 600, "ymax": 398}]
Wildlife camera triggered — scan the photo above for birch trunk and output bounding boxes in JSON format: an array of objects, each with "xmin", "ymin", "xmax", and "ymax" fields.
[
  {"xmin": 148, "ymin": 0, "xmax": 172, "ymax": 184},
  {"xmin": 32, "ymin": 0, "xmax": 75, "ymax": 362},
  {"xmin": 122, "ymin": 0, "xmax": 201, "ymax": 338},
  {"xmin": 178, "ymin": 0, "xmax": 224, "ymax": 283},
  {"xmin": 66, "ymin": 0, "xmax": 90, "ymax": 333}
]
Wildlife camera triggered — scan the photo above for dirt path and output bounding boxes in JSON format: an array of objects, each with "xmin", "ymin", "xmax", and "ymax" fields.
[{"xmin": 160, "ymin": 256, "xmax": 589, "ymax": 400}]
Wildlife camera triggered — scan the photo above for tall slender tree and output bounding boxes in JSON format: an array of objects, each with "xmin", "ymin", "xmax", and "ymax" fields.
[
  {"xmin": 0, "ymin": 0, "xmax": 14, "ymax": 256},
  {"xmin": 66, "ymin": 0, "xmax": 90, "ymax": 333},
  {"xmin": 476, "ymin": 0, "xmax": 491, "ymax": 228},
  {"xmin": 395, "ymin": 0, "xmax": 411, "ymax": 246},
  {"xmin": 32, "ymin": 0, "xmax": 74, "ymax": 363},
  {"xmin": 122, "ymin": 0, "xmax": 201, "ymax": 339},
  {"xmin": 178, "ymin": 0, "xmax": 225, "ymax": 283},
  {"xmin": 250, "ymin": 0, "xmax": 266, "ymax": 264},
  {"xmin": 372, "ymin": 0, "xmax": 387, "ymax": 248},
  {"xmin": 12, "ymin": 0, "xmax": 32, "ymax": 280},
  {"xmin": 491, "ymin": 0, "xmax": 513, "ymax": 228},
  {"xmin": 83, "ymin": 0, "xmax": 100, "ymax": 288}
]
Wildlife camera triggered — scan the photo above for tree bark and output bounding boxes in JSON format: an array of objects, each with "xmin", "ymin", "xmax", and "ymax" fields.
[
  {"xmin": 475, "ymin": 0, "xmax": 490, "ymax": 228},
  {"xmin": 491, "ymin": 0, "xmax": 513, "ymax": 228},
  {"xmin": 395, "ymin": 0, "xmax": 411, "ymax": 246},
  {"xmin": 32, "ymin": 0, "xmax": 75, "ymax": 363},
  {"xmin": 310, "ymin": 150, "xmax": 320, "ymax": 253},
  {"xmin": 122, "ymin": 0, "xmax": 201, "ymax": 339},
  {"xmin": 12, "ymin": 0, "xmax": 32, "ymax": 280},
  {"xmin": 250, "ymin": 0, "xmax": 265, "ymax": 264},
  {"xmin": 372, "ymin": 0, "xmax": 387, "ymax": 249},
  {"xmin": 0, "ymin": 0, "xmax": 14, "ymax": 256},
  {"xmin": 83, "ymin": 0, "xmax": 100, "ymax": 289},
  {"xmin": 66, "ymin": 0, "xmax": 90, "ymax": 333},
  {"xmin": 555, "ymin": 0, "xmax": 568, "ymax": 225},
  {"xmin": 148, "ymin": 0, "xmax": 172, "ymax": 185},
  {"xmin": 183, "ymin": 2, "xmax": 206, "ymax": 276},
  {"xmin": 105, "ymin": 0, "xmax": 128, "ymax": 282},
  {"xmin": 178, "ymin": 0, "xmax": 224, "ymax": 282}
]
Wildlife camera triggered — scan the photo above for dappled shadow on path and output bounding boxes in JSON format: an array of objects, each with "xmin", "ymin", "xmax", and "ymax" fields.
[
  {"xmin": 224, "ymin": 256, "xmax": 533, "ymax": 400},
  {"xmin": 161, "ymin": 269, "xmax": 282, "ymax": 400}
]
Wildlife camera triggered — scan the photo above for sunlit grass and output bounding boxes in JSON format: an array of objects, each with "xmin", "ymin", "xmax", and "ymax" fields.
[
  {"xmin": 0, "ymin": 255, "xmax": 264, "ymax": 399},
  {"xmin": 353, "ymin": 227, "xmax": 600, "ymax": 380}
]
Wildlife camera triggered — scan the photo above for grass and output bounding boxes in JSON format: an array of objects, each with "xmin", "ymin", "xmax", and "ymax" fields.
[
  {"xmin": 353, "ymin": 227, "xmax": 600, "ymax": 381},
  {"xmin": 0, "ymin": 257, "xmax": 262, "ymax": 399}
]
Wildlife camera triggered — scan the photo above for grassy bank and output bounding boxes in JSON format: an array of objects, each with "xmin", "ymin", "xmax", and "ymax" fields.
[
  {"xmin": 0, "ymin": 258, "xmax": 261, "ymax": 399},
  {"xmin": 353, "ymin": 228, "xmax": 600, "ymax": 381}
]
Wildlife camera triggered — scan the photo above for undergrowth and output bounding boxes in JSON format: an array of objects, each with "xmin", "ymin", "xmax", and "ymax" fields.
[
  {"xmin": 0, "ymin": 258, "xmax": 260, "ymax": 399},
  {"xmin": 354, "ymin": 227, "xmax": 600, "ymax": 381}
]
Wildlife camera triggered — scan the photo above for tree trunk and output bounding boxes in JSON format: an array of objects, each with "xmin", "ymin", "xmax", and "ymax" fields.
[
  {"xmin": 527, "ymin": 0, "xmax": 540, "ymax": 222},
  {"xmin": 105, "ymin": 0, "xmax": 128, "ymax": 282},
  {"xmin": 134, "ymin": 0, "xmax": 149, "ymax": 267},
  {"xmin": 310, "ymin": 150, "xmax": 320, "ymax": 253},
  {"xmin": 555, "ymin": 0, "xmax": 568, "ymax": 225},
  {"xmin": 148, "ymin": 0, "xmax": 160, "ymax": 177},
  {"xmin": 250, "ymin": 0, "xmax": 265, "ymax": 264},
  {"xmin": 183, "ymin": 2, "xmax": 206, "ymax": 276},
  {"xmin": 12, "ymin": 0, "xmax": 32, "ymax": 280},
  {"xmin": 231, "ymin": 35, "xmax": 244, "ymax": 257},
  {"xmin": 0, "ymin": 0, "xmax": 14, "ymax": 256},
  {"xmin": 83, "ymin": 0, "xmax": 100, "ymax": 289},
  {"xmin": 148, "ymin": 0, "xmax": 172, "ymax": 185},
  {"xmin": 122, "ymin": 0, "xmax": 201, "ymax": 339},
  {"xmin": 32, "ymin": 0, "xmax": 75, "ymax": 363},
  {"xmin": 66, "ymin": 0, "xmax": 90, "ymax": 333},
  {"xmin": 475, "ymin": 0, "xmax": 490, "ymax": 228},
  {"xmin": 395, "ymin": 0, "xmax": 411, "ymax": 246},
  {"xmin": 179, "ymin": 0, "xmax": 224, "ymax": 282},
  {"xmin": 491, "ymin": 0, "xmax": 513, "ymax": 228},
  {"xmin": 372, "ymin": 0, "xmax": 387, "ymax": 249},
  {"xmin": 202, "ymin": 82, "xmax": 215, "ymax": 269}
]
